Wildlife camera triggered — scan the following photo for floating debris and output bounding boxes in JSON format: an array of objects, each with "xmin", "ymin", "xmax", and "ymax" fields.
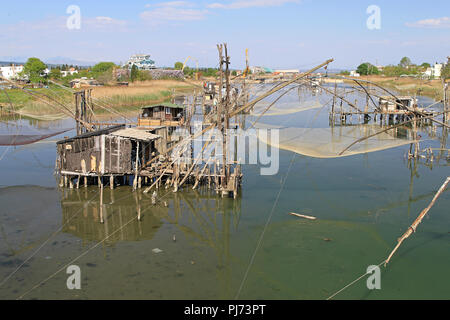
[
  {"xmin": 289, "ymin": 212, "xmax": 317, "ymax": 220},
  {"xmin": 152, "ymin": 248, "xmax": 163, "ymax": 254}
]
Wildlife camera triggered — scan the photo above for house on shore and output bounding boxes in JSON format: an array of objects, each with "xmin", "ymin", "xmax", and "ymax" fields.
[
  {"xmin": 423, "ymin": 63, "xmax": 443, "ymax": 79},
  {"xmin": 0, "ymin": 65, "xmax": 24, "ymax": 80},
  {"xmin": 125, "ymin": 54, "xmax": 156, "ymax": 70}
]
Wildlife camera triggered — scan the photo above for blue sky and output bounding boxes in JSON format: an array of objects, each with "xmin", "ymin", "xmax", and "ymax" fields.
[{"xmin": 0, "ymin": 0, "xmax": 449, "ymax": 69}]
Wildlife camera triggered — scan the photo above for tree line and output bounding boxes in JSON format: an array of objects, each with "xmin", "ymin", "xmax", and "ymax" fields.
[{"xmin": 347, "ymin": 57, "xmax": 449, "ymax": 78}]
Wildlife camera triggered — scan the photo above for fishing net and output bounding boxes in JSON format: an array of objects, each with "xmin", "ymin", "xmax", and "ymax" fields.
[
  {"xmin": 255, "ymin": 123, "xmax": 415, "ymax": 158},
  {"xmin": 0, "ymin": 129, "xmax": 71, "ymax": 146},
  {"xmin": 245, "ymin": 83, "xmax": 417, "ymax": 158}
]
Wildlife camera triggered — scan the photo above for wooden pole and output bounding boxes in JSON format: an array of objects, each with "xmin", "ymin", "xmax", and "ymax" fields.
[
  {"xmin": 385, "ymin": 177, "xmax": 450, "ymax": 266},
  {"xmin": 224, "ymin": 43, "xmax": 231, "ymax": 184},
  {"xmin": 140, "ymin": 58, "xmax": 334, "ymax": 171},
  {"xmin": 133, "ymin": 142, "xmax": 140, "ymax": 190}
]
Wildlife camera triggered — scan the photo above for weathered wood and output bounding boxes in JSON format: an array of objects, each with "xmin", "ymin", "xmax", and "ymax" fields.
[
  {"xmin": 289, "ymin": 212, "xmax": 317, "ymax": 220},
  {"xmin": 133, "ymin": 142, "xmax": 140, "ymax": 190},
  {"xmin": 385, "ymin": 176, "xmax": 449, "ymax": 266}
]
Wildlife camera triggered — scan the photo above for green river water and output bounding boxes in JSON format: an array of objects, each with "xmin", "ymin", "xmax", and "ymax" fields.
[{"xmin": 0, "ymin": 84, "xmax": 448, "ymax": 300}]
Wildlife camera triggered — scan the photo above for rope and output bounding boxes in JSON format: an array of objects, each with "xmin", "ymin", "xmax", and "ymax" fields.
[
  {"xmin": 0, "ymin": 179, "xmax": 112, "ymax": 288},
  {"xmin": 235, "ymin": 153, "xmax": 297, "ymax": 299},
  {"xmin": 16, "ymin": 188, "xmax": 175, "ymax": 300},
  {"xmin": 326, "ymin": 260, "xmax": 386, "ymax": 300}
]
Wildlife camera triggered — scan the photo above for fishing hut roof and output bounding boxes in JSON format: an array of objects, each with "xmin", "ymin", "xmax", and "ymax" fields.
[
  {"xmin": 379, "ymin": 95, "xmax": 415, "ymax": 100},
  {"xmin": 109, "ymin": 128, "xmax": 160, "ymax": 142},
  {"xmin": 56, "ymin": 125, "xmax": 125, "ymax": 145},
  {"xmin": 141, "ymin": 102, "xmax": 185, "ymax": 110}
]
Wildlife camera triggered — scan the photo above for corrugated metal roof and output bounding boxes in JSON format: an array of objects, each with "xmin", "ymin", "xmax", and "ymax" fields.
[
  {"xmin": 56, "ymin": 124, "xmax": 125, "ymax": 145},
  {"xmin": 109, "ymin": 128, "xmax": 160, "ymax": 141}
]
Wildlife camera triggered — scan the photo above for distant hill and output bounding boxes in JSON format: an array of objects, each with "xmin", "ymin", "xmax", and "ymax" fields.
[
  {"xmin": 44, "ymin": 56, "xmax": 97, "ymax": 67},
  {"xmin": 0, "ymin": 61, "xmax": 26, "ymax": 66},
  {"xmin": 0, "ymin": 56, "xmax": 97, "ymax": 68}
]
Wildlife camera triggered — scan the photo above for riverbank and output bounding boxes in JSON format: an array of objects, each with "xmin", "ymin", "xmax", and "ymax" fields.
[
  {"xmin": 0, "ymin": 79, "xmax": 198, "ymax": 120},
  {"xmin": 345, "ymin": 75, "xmax": 444, "ymax": 101}
]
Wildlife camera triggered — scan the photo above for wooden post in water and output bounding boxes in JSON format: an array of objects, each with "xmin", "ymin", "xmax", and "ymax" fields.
[
  {"xmin": 133, "ymin": 142, "xmax": 140, "ymax": 190},
  {"xmin": 331, "ymin": 82, "xmax": 336, "ymax": 125},
  {"xmin": 443, "ymin": 79, "xmax": 449, "ymax": 123},
  {"xmin": 223, "ymin": 43, "xmax": 231, "ymax": 192},
  {"xmin": 100, "ymin": 185, "xmax": 104, "ymax": 224}
]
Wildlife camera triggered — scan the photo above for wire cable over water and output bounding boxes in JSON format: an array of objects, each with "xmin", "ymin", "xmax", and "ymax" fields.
[
  {"xmin": 326, "ymin": 259, "xmax": 386, "ymax": 300},
  {"xmin": 15, "ymin": 188, "xmax": 176, "ymax": 300},
  {"xmin": 235, "ymin": 153, "xmax": 297, "ymax": 299}
]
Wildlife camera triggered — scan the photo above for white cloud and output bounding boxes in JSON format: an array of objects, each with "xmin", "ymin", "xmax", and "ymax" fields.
[
  {"xmin": 147, "ymin": 1, "xmax": 193, "ymax": 7},
  {"xmin": 2, "ymin": 16, "xmax": 128, "ymax": 33},
  {"xmin": 140, "ymin": 3, "xmax": 207, "ymax": 25},
  {"xmin": 405, "ymin": 17, "xmax": 450, "ymax": 28},
  {"xmin": 84, "ymin": 16, "xmax": 128, "ymax": 29},
  {"xmin": 207, "ymin": 0, "xmax": 300, "ymax": 9}
]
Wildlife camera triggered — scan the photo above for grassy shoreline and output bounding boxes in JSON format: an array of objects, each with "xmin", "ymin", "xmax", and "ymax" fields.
[
  {"xmin": 343, "ymin": 75, "xmax": 444, "ymax": 101},
  {"xmin": 0, "ymin": 79, "xmax": 198, "ymax": 120}
]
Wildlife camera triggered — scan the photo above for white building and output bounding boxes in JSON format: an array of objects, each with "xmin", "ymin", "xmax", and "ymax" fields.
[
  {"xmin": 249, "ymin": 66, "xmax": 266, "ymax": 74},
  {"xmin": 274, "ymin": 69, "xmax": 299, "ymax": 74},
  {"xmin": 424, "ymin": 63, "xmax": 443, "ymax": 79},
  {"xmin": 350, "ymin": 70, "xmax": 360, "ymax": 77},
  {"xmin": 0, "ymin": 65, "xmax": 24, "ymax": 80},
  {"xmin": 61, "ymin": 68, "xmax": 79, "ymax": 77},
  {"xmin": 125, "ymin": 54, "xmax": 156, "ymax": 70}
]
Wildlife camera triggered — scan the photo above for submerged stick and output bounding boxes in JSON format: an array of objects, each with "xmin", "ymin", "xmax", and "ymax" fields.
[
  {"xmin": 385, "ymin": 176, "xmax": 450, "ymax": 266},
  {"xmin": 289, "ymin": 212, "xmax": 317, "ymax": 220}
]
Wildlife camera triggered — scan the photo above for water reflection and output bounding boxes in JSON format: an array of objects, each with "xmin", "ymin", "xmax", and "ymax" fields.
[
  {"xmin": 60, "ymin": 187, "xmax": 241, "ymax": 247},
  {"xmin": 0, "ymin": 115, "xmax": 73, "ymax": 146}
]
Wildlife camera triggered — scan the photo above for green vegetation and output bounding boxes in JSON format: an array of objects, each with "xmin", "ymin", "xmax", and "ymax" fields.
[
  {"xmin": 174, "ymin": 61, "xmax": 183, "ymax": 70},
  {"xmin": 22, "ymin": 58, "xmax": 47, "ymax": 83},
  {"xmin": 0, "ymin": 85, "xmax": 72, "ymax": 110},
  {"xmin": 381, "ymin": 57, "xmax": 432, "ymax": 77},
  {"xmin": 1, "ymin": 56, "xmax": 197, "ymax": 118},
  {"xmin": 91, "ymin": 62, "xmax": 116, "ymax": 74},
  {"xmin": 441, "ymin": 64, "xmax": 450, "ymax": 80},
  {"xmin": 399, "ymin": 56, "xmax": 412, "ymax": 68},
  {"xmin": 183, "ymin": 67, "xmax": 218, "ymax": 78},
  {"xmin": 356, "ymin": 63, "xmax": 379, "ymax": 75},
  {"xmin": 49, "ymin": 68, "xmax": 62, "ymax": 80},
  {"xmin": 130, "ymin": 64, "xmax": 138, "ymax": 82},
  {"xmin": 90, "ymin": 62, "xmax": 116, "ymax": 83},
  {"xmin": 339, "ymin": 70, "xmax": 350, "ymax": 75}
]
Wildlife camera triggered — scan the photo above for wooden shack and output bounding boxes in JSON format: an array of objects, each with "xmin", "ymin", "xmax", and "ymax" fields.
[
  {"xmin": 138, "ymin": 102, "xmax": 185, "ymax": 127},
  {"xmin": 56, "ymin": 125, "xmax": 160, "ymax": 187},
  {"xmin": 379, "ymin": 96, "xmax": 417, "ymax": 113}
]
